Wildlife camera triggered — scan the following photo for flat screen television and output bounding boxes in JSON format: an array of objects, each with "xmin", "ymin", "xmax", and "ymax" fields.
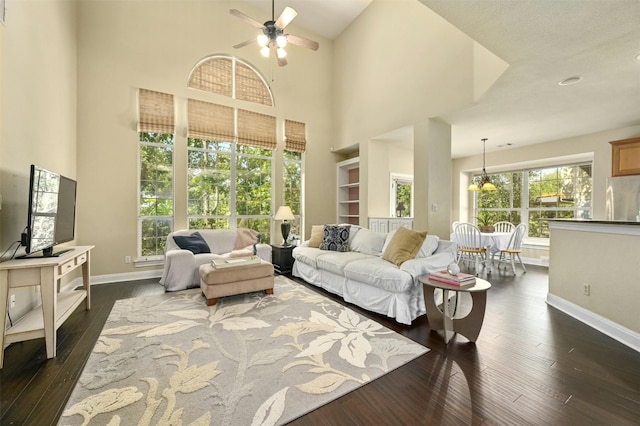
[{"xmin": 20, "ymin": 164, "xmax": 77, "ymax": 258}]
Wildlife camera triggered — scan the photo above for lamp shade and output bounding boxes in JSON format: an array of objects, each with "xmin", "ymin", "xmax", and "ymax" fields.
[{"xmin": 274, "ymin": 206, "xmax": 295, "ymax": 221}]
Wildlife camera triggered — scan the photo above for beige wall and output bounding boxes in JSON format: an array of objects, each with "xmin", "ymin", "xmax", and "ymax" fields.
[
  {"xmin": 75, "ymin": 1, "xmax": 335, "ymax": 276},
  {"xmin": 332, "ymin": 0, "xmax": 507, "ymax": 151},
  {"xmin": 549, "ymin": 223, "xmax": 640, "ymax": 339},
  {"xmin": 0, "ymin": 0, "xmax": 77, "ymax": 317},
  {"xmin": 367, "ymin": 140, "xmax": 414, "ymax": 218}
]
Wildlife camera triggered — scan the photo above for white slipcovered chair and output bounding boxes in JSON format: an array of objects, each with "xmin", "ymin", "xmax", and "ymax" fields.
[{"xmin": 492, "ymin": 223, "xmax": 527, "ymax": 274}]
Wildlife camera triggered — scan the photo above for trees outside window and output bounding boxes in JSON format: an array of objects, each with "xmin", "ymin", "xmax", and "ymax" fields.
[
  {"xmin": 284, "ymin": 150, "xmax": 302, "ymax": 240},
  {"xmin": 474, "ymin": 163, "xmax": 592, "ymax": 238},
  {"xmin": 187, "ymin": 139, "xmax": 273, "ymax": 242},
  {"xmin": 139, "ymin": 132, "xmax": 174, "ymax": 258}
]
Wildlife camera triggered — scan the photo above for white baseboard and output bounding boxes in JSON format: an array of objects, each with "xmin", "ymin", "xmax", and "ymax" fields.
[
  {"xmin": 546, "ymin": 293, "xmax": 640, "ymax": 353},
  {"xmin": 521, "ymin": 256, "xmax": 549, "ymax": 267},
  {"xmin": 61, "ymin": 269, "xmax": 163, "ymax": 292}
]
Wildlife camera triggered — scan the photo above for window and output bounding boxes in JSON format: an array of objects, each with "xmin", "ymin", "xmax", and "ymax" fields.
[
  {"xmin": 186, "ymin": 98, "xmax": 276, "ymax": 242},
  {"xmin": 284, "ymin": 120, "xmax": 306, "ymax": 240},
  {"xmin": 138, "ymin": 89, "xmax": 175, "ymax": 260},
  {"xmin": 474, "ymin": 162, "xmax": 592, "ymax": 238},
  {"xmin": 390, "ymin": 174, "xmax": 413, "ymax": 218}
]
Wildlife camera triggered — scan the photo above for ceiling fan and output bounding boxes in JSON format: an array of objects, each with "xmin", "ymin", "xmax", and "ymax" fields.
[{"xmin": 230, "ymin": 0, "xmax": 320, "ymax": 67}]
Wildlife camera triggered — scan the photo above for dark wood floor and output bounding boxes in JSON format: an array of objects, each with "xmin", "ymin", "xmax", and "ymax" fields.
[{"xmin": 2, "ymin": 265, "xmax": 640, "ymax": 425}]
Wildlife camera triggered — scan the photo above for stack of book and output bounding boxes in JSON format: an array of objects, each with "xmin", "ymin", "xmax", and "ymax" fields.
[{"xmin": 429, "ymin": 270, "xmax": 476, "ymax": 286}]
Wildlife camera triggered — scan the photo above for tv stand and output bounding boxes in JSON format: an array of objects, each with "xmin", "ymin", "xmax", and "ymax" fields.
[
  {"xmin": 0, "ymin": 246, "xmax": 93, "ymax": 368},
  {"xmin": 17, "ymin": 247, "xmax": 74, "ymax": 259}
]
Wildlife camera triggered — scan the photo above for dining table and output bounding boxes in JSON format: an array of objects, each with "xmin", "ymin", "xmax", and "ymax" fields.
[{"xmin": 450, "ymin": 231, "xmax": 513, "ymax": 273}]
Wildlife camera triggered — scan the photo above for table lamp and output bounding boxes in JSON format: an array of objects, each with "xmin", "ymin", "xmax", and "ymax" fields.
[{"xmin": 274, "ymin": 206, "xmax": 295, "ymax": 246}]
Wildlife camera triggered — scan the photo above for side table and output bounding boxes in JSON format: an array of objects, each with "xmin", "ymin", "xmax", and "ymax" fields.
[
  {"xmin": 419, "ymin": 275, "xmax": 491, "ymax": 344},
  {"xmin": 271, "ymin": 245, "xmax": 295, "ymax": 275}
]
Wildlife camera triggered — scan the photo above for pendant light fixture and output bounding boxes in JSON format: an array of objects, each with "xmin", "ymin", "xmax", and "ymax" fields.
[{"xmin": 468, "ymin": 138, "xmax": 497, "ymax": 191}]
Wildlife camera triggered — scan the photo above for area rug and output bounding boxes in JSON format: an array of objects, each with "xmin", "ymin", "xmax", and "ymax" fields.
[{"xmin": 59, "ymin": 276, "xmax": 428, "ymax": 425}]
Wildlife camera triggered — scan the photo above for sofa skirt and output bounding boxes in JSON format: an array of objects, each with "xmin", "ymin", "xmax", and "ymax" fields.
[{"xmin": 292, "ymin": 261, "xmax": 426, "ymax": 325}]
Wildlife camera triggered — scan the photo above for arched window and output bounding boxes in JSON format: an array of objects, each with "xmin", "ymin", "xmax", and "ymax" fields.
[{"xmin": 188, "ymin": 56, "xmax": 274, "ymax": 106}]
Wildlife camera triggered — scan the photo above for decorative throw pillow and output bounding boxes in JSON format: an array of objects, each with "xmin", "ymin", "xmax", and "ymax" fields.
[
  {"xmin": 308, "ymin": 225, "xmax": 324, "ymax": 248},
  {"xmin": 382, "ymin": 227, "xmax": 427, "ymax": 266},
  {"xmin": 173, "ymin": 232, "xmax": 211, "ymax": 254},
  {"xmin": 350, "ymin": 228, "xmax": 387, "ymax": 256},
  {"xmin": 319, "ymin": 224, "xmax": 351, "ymax": 252},
  {"xmin": 234, "ymin": 228, "xmax": 260, "ymax": 249},
  {"xmin": 416, "ymin": 235, "xmax": 440, "ymax": 258}
]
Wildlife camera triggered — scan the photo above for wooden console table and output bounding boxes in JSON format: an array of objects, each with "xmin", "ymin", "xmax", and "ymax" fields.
[{"xmin": 0, "ymin": 246, "xmax": 93, "ymax": 368}]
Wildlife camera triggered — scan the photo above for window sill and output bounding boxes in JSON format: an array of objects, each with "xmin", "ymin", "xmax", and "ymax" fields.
[
  {"xmin": 134, "ymin": 258, "xmax": 164, "ymax": 268},
  {"xmin": 522, "ymin": 237, "xmax": 549, "ymax": 247}
]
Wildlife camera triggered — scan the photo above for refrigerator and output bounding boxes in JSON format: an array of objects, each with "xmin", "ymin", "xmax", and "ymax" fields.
[{"xmin": 605, "ymin": 176, "xmax": 640, "ymax": 221}]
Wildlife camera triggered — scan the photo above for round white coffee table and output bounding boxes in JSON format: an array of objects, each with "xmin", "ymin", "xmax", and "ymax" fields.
[{"xmin": 419, "ymin": 275, "xmax": 491, "ymax": 344}]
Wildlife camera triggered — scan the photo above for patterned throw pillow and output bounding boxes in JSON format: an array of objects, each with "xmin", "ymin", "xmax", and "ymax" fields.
[{"xmin": 319, "ymin": 225, "xmax": 351, "ymax": 252}]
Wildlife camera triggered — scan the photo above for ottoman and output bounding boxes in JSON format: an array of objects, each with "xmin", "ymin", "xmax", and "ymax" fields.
[{"xmin": 199, "ymin": 260, "xmax": 274, "ymax": 306}]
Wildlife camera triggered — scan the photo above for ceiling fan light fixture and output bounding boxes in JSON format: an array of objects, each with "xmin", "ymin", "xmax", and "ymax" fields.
[
  {"xmin": 257, "ymin": 34, "xmax": 269, "ymax": 47},
  {"xmin": 276, "ymin": 34, "xmax": 287, "ymax": 48},
  {"xmin": 260, "ymin": 46, "xmax": 270, "ymax": 57},
  {"xmin": 277, "ymin": 47, "xmax": 287, "ymax": 58}
]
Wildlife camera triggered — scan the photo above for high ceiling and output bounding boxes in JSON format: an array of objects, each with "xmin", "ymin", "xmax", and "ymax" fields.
[{"xmin": 237, "ymin": 0, "xmax": 640, "ymax": 158}]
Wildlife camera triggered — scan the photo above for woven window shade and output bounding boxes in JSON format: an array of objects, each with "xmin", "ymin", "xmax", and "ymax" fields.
[
  {"xmin": 235, "ymin": 62, "xmax": 273, "ymax": 106},
  {"xmin": 237, "ymin": 109, "xmax": 276, "ymax": 150},
  {"xmin": 187, "ymin": 57, "xmax": 233, "ymax": 98},
  {"xmin": 187, "ymin": 99, "xmax": 235, "ymax": 141},
  {"xmin": 285, "ymin": 119, "xmax": 307, "ymax": 153},
  {"xmin": 138, "ymin": 89, "xmax": 175, "ymax": 134}
]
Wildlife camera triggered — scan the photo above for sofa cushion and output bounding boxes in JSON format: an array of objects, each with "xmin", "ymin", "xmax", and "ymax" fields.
[
  {"xmin": 382, "ymin": 227, "xmax": 427, "ymax": 266},
  {"xmin": 350, "ymin": 228, "xmax": 387, "ymax": 256},
  {"xmin": 343, "ymin": 257, "xmax": 414, "ymax": 293},
  {"xmin": 172, "ymin": 232, "xmax": 211, "ymax": 254},
  {"xmin": 416, "ymin": 235, "xmax": 440, "ymax": 258},
  {"xmin": 292, "ymin": 246, "xmax": 327, "ymax": 269},
  {"xmin": 316, "ymin": 251, "xmax": 374, "ymax": 276},
  {"xmin": 308, "ymin": 225, "xmax": 324, "ymax": 248},
  {"xmin": 319, "ymin": 225, "xmax": 350, "ymax": 252},
  {"xmin": 203, "ymin": 229, "xmax": 238, "ymax": 255}
]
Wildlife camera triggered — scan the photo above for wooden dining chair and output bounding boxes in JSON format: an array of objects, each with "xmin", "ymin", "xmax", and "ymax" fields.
[
  {"xmin": 453, "ymin": 223, "xmax": 489, "ymax": 275},
  {"xmin": 493, "ymin": 221, "xmax": 515, "ymax": 232},
  {"xmin": 492, "ymin": 223, "xmax": 527, "ymax": 274}
]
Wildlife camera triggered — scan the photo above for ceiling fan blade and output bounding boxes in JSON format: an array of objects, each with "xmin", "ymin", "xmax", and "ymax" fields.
[
  {"xmin": 275, "ymin": 6, "xmax": 297, "ymax": 29},
  {"xmin": 229, "ymin": 9, "xmax": 264, "ymax": 30},
  {"xmin": 287, "ymin": 34, "xmax": 319, "ymax": 51},
  {"xmin": 277, "ymin": 55, "xmax": 288, "ymax": 67},
  {"xmin": 233, "ymin": 38, "xmax": 256, "ymax": 49}
]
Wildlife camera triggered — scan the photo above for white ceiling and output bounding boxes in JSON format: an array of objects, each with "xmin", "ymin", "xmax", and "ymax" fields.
[{"xmin": 237, "ymin": 0, "xmax": 640, "ymax": 158}]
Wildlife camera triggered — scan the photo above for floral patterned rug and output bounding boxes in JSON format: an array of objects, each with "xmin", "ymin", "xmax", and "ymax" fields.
[{"xmin": 59, "ymin": 276, "xmax": 429, "ymax": 425}]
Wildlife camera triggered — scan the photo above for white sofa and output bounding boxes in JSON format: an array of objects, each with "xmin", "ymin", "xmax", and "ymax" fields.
[
  {"xmin": 292, "ymin": 226, "xmax": 457, "ymax": 325},
  {"xmin": 160, "ymin": 228, "xmax": 272, "ymax": 292}
]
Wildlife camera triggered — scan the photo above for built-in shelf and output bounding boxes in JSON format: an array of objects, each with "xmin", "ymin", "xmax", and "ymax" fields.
[{"xmin": 337, "ymin": 157, "xmax": 360, "ymax": 225}]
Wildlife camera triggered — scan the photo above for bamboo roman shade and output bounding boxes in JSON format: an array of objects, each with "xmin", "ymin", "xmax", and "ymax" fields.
[
  {"xmin": 235, "ymin": 62, "xmax": 273, "ymax": 106},
  {"xmin": 187, "ymin": 57, "xmax": 233, "ymax": 98},
  {"xmin": 187, "ymin": 56, "xmax": 273, "ymax": 107},
  {"xmin": 138, "ymin": 89, "xmax": 175, "ymax": 134},
  {"xmin": 284, "ymin": 119, "xmax": 307, "ymax": 153},
  {"xmin": 187, "ymin": 99, "xmax": 234, "ymax": 141},
  {"xmin": 237, "ymin": 109, "xmax": 277, "ymax": 150}
]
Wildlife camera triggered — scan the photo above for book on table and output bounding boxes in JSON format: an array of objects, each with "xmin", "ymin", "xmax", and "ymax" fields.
[
  {"xmin": 211, "ymin": 256, "xmax": 261, "ymax": 269},
  {"xmin": 429, "ymin": 270, "xmax": 476, "ymax": 286}
]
